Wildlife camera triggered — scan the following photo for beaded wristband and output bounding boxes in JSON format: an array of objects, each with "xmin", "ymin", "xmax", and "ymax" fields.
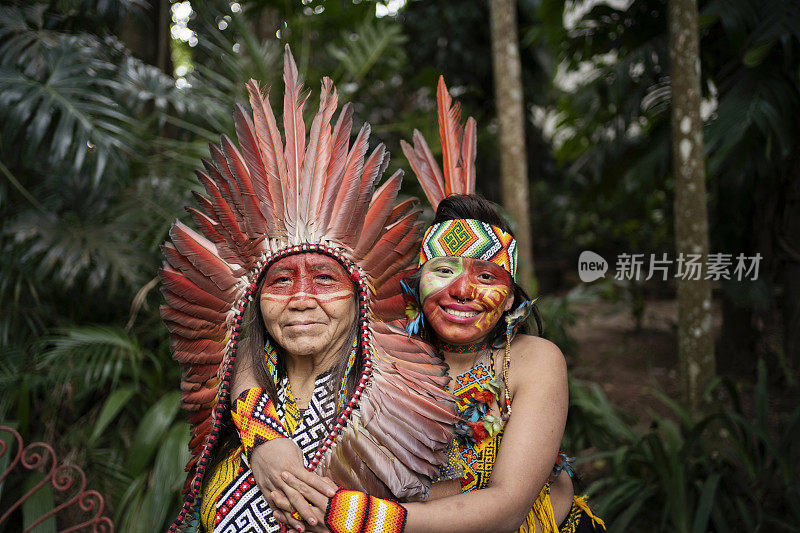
[
  {"xmin": 231, "ymin": 387, "xmax": 289, "ymax": 461},
  {"xmin": 325, "ymin": 489, "xmax": 407, "ymax": 533}
]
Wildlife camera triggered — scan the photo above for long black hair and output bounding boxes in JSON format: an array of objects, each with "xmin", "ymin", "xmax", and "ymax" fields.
[{"xmin": 409, "ymin": 194, "xmax": 541, "ymax": 345}]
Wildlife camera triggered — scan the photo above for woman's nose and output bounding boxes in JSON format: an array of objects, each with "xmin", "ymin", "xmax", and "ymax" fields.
[
  {"xmin": 448, "ymin": 275, "xmax": 473, "ymax": 301},
  {"xmin": 286, "ymin": 291, "xmax": 318, "ymax": 310}
]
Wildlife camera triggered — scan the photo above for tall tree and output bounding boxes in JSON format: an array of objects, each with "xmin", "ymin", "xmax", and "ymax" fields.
[
  {"xmin": 667, "ymin": 0, "xmax": 715, "ymax": 411},
  {"xmin": 489, "ymin": 0, "xmax": 535, "ymax": 293}
]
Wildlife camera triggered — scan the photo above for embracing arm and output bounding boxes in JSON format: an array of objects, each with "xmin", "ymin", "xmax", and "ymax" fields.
[{"xmin": 283, "ymin": 336, "xmax": 568, "ymax": 533}]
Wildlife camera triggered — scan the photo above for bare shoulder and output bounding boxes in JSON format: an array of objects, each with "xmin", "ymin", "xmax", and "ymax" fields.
[{"xmin": 507, "ymin": 334, "xmax": 567, "ymax": 382}]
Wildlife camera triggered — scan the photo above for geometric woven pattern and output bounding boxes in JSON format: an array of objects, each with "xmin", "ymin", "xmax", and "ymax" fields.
[
  {"xmin": 231, "ymin": 388, "xmax": 289, "ymax": 461},
  {"xmin": 211, "ymin": 372, "xmax": 341, "ymax": 532},
  {"xmin": 419, "ymin": 218, "xmax": 517, "ymax": 279},
  {"xmin": 275, "ymin": 372, "xmax": 338, "ymax": 466},
  {"xmin": 324, "ymin": 489, "xmax": 407, "ymax": 533}
]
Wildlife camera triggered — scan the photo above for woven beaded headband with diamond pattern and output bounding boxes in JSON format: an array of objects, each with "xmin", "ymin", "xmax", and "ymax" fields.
[{"xmin": 419, "ymin": 218, "xmax": 518, "ymax": 279}]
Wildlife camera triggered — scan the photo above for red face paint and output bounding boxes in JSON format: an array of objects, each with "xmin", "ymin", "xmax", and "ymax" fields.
[
  {"xmin": 260, "ymin": 253, "xmax": 355, "ymax": 358},
  {"xmin": 420, "ymin": 257, "xmax": 513, "ymax": 345}
]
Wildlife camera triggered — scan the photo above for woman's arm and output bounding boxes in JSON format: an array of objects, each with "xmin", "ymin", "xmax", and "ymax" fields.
[
  {"xmin": 404, "ymin": 335, "xmax": 569, "ymax": 532},
  {"xmin": 283, "ymin": 335, "xmax": 569, "ymax": 533}
]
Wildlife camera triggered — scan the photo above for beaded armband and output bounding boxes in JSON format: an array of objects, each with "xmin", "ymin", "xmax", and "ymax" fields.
[
  {"xmin": 231, "ymin": 388, "xmax": 289, "ymax": 461},
  {"xmin": 325, "ymin": 489, "xmax": 407, "ymax": 533}
]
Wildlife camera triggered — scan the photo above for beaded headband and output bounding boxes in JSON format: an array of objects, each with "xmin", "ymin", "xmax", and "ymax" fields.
[{"xmin": 419, "ymin": 218, "xmax": 518, "ymax": 279}]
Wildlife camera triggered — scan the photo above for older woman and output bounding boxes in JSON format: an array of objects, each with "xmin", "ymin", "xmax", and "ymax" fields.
[{"xmin": 161, "ymin": 48, "xmax": 457, "ymax": 533}]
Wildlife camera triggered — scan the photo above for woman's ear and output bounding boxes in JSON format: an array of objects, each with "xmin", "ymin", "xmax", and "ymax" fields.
[{"xmin": 502, "ymin": 282, "xmax": 515, "ymax": 313}]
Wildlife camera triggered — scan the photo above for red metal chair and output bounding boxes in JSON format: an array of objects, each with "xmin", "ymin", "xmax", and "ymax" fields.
[{"xmin": 0, "ymin": 425, "xmax": 114, "ymax": 532}]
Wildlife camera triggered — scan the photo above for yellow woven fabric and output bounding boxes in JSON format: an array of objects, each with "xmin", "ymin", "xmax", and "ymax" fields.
[{"xmin": 200, "ymin": 445, "xmax": 242, "ymax": 533}]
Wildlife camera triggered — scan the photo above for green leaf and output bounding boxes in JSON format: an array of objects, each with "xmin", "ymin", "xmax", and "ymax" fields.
[
  {"xmin": 691, "ymin": 473, "xmax": 721, "ymax": 533},
  {"xmin": 137, "ymin": 422, "xmax": 191, "ymax": 531},
  {"xmin": 743, "ymin": 39, "xmax": 775, "ymax": 67},
  {"xmin": 125, "ymin": 390, "xmax": 181, "ymax": 476},
  {"xmin": 22, "ymin": 472, "xmax": 56, "ymax": 533},
  {"xmin": 90, "ymin": 385, "xmax": 136, "ymax": 445}
]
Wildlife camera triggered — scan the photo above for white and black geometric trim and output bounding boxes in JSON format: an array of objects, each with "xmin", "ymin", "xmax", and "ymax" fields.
[{"xmin": 214, "ymin": 372, "xmax": 339, "ymax": 532}]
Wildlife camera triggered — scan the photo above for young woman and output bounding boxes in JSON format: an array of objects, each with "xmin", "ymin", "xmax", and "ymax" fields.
[{"xmin": 272, "ymin": 195, "xmax": 604, "ymax": 533}]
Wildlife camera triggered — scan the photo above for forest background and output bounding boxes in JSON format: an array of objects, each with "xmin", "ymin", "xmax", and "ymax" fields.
[{"xmin": 0, "ymin": 0, "xmax": 798, "ymax": 531}]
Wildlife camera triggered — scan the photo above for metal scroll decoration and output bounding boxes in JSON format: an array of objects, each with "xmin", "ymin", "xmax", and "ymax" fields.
[{"xmin": 0, "ymin": 425, "xmax": 114, "ymax": 532}]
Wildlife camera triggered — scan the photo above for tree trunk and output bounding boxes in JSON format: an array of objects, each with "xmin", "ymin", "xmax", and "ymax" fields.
[
  {"xmin": 668, "ymin": 0, "xmax": 716, "ymax": 413},
  {"xmin": 489, "ymin": 0, "xmax": 535, "ymax": 295},
  {"xmin": 119, "ymin": 0, "xmax": 172, "ymax": 72}
]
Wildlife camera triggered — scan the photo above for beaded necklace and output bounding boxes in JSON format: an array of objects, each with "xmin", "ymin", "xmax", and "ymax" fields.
[
  {"xmin": 433, "ymin": 339, "xmax": 492, "ymax": 354},
  {"xmin": 264, "ymin": 336, "xmax": 358, "ymax": 413}
]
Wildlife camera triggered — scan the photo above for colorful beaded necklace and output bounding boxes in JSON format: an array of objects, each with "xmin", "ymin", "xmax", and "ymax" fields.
[
  {"xmin": 265, "ymin": 335, "xmax": 359, "ymax": 413},
  {"xmin": 434, "ymin": 339, "xmax": 492, "ymax": 354}
]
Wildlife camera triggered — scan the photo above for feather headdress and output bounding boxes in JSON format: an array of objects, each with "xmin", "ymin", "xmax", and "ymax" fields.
[
  {"xmin": 163, "ymin": 46, "xmax": 456, "ymax": 531},
  {"xmin": 400, "ymin": 76, "xmax": 478, "ymax": 209}
]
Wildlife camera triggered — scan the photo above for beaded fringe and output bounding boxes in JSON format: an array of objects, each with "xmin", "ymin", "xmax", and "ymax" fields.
[
  {"xmin": 519, "ymin": 484, "xmax": 559, "ymax": 533},
  {"xmin": 518, "ymin": 491, "xmax": 606, "ymax": 533},
  {"xmin": 573, "ymin": 494, "xmax": 606, "ymax": 530}
]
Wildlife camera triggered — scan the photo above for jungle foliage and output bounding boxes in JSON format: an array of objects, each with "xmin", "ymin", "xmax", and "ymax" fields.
[{"xmin": 0, "ymin": 0, "xmax": 798, "ymax": 530}]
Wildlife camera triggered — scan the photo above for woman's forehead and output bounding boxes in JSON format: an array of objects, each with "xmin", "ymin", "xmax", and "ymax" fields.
[{"xmin": 267, "ymin": 252, "xmax": 348, "ymax": 275}]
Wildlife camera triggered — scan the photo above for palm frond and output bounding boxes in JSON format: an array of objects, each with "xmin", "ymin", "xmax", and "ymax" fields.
[{"xmin": 37, "ymin": 325, "xmax": 155, "ymax": 393}]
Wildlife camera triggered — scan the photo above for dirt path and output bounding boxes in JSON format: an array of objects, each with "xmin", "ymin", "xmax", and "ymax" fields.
[{"xmin": 564, "ymin": 298, "xmax": 722, "ymax": 423}]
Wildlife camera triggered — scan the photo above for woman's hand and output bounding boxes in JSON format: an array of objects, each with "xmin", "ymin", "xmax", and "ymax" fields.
[
  {"xmin": 272, "ymin": 471, "xmax": 332, "ymax": 533},
  {"xmin": 249, "ymin": 439, "xmax": 337, "ymax": 531}
]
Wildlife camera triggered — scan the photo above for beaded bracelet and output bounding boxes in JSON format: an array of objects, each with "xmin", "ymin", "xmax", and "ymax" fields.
[
  {"xmin": 325, "ymin": 489, "xmax": 407, "ymax": 533},
  {"xmin": 231, "ymin": 387, "xmax": 289, "ymax": 461}
]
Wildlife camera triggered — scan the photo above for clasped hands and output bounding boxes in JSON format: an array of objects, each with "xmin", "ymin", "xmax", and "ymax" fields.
[{"xmin": 251, "ymin": 438, "xmax": 336, "ymax": 533}]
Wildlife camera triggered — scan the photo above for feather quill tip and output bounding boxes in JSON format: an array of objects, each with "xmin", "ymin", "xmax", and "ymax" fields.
[
  {"xmin": 400, "ymin": 279, "xmax": 424, "ymax": 338},
  {"xmin": 505, "ymin": 298, "xmax": 537, "ymax": 332}
]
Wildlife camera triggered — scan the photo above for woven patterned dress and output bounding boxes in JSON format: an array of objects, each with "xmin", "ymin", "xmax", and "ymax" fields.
[
  {"xmin": 200, "ymin": 372, "xmax": 336, "ymax": 533},
  {"xmin": 440, "ymin": 352, "xmax": 605, "ymax": 533}
]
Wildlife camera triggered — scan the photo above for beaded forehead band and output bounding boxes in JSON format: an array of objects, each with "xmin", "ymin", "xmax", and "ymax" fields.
[{"xmin": 419, "ymin": 218, "xmax": 518, "ymax": 279}]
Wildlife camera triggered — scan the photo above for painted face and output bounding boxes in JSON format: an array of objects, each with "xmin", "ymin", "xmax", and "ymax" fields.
[
  {"xmin": 419, "ymin": 256, "xmax": 513, "ymax": 345},
  {"xmin": 260, "ymin": 253, "xmax": 356, "ymax": 358}
]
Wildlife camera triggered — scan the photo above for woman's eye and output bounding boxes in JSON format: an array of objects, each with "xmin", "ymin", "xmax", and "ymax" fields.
[
  {"xmin": 315, "ymin": 274, "xmax": 335, "ymax": 282},
  {"xmin": 271, "ymin": 276, "xmax": 291, "ymax": 285},
  {"xmin": 435, "ymin": 267, "xmax": 454, "ymax": 275}
]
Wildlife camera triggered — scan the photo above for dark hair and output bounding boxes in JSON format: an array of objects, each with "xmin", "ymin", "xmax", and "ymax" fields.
[{"xmin": 412, "ymin": 194, "xmax": 540, "ymax": 344}]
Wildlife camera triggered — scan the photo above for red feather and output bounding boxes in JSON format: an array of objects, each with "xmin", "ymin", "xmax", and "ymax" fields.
[
  {"xmin": 246, "ymin": 80, "xmax": 287, "ymax": 233},
  {"xmin": 169, "ymin": 223, "xmax": 241, "ymax": 290},
  {"xmin": 353, "ymin": 171, "xmax": 403, "ymax": 257},
  {"xmin": 329, "ymin": 123, "xmax": 370, "ymax": 240},
  {"xmin": 400, "ymin": 133, "xmax": 445, "ymax": 208},
  {"xmin": 361, "ymin": 210, "xmax": 422, "ymax": 274},
  {"xmin": 302, "ymin": 78, "xmax": 337, "ymax": 228},
  {"xmin": 160, "ymin": 287, "xmax": 230, "ymax": 324},
  {"xmin": 437, "ymin": 76, "xmax": 462, "ymax": 195},
  {"xmin": 282, "ymin": 45, "xmax": 308, "ymax": 232},
  {"xmin": 342, "ymin": 144, "xmax": 388, "ymax": 247},
  {"xmin": 385, "ymin": 198, "xmax": 419, "ymax": 227},
  {"xmin": 321, "ymin": 102, "xmax": 354, "ymax": 230},
  {"xmin": 208, "ymin": 144, "xmax": 246, "ymax": 224},
  {"xmin": 462, "ymin": 117, "xmax": 477, "ymax": 194},
  {"xmin": 159, "ymin": 267, "xmax": 230, "ymax": 313},
  {"xmin": 160, "ymin": 306, "xmax": 228, "ymax": 339},
  {"xmin": 232, "ymin": 109, "xmax": 276, "ymax": 234}
]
